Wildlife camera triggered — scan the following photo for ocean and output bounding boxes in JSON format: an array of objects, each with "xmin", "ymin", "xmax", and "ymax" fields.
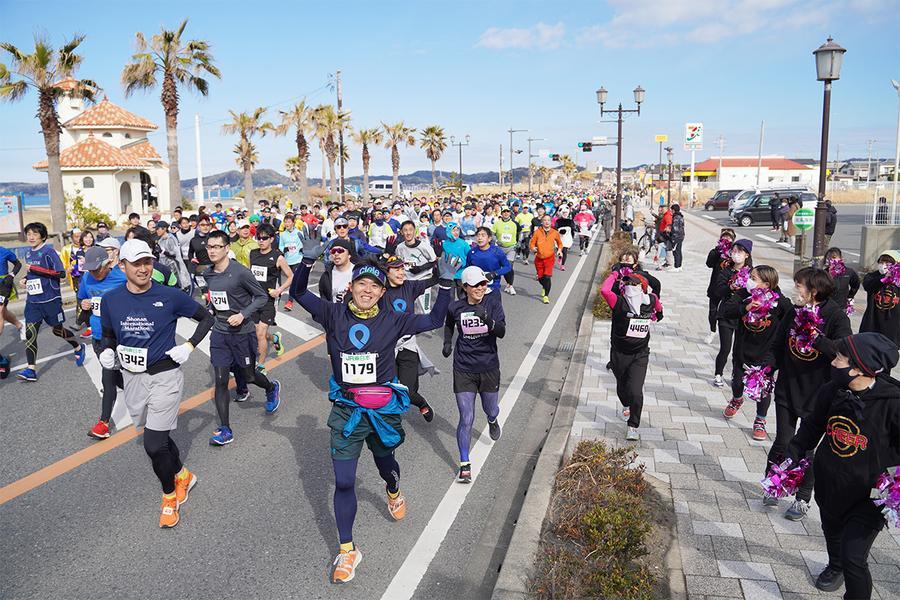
[{"xmin": 24, "ymin": 195, "xmax": 49, "ymax": 207}]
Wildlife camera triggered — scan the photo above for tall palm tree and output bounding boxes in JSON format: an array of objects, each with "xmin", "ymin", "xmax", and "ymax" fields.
[
  {"xmin": 419, "ymin": 125, "xmax": 447, "ymax": 193},
  {"xmin": 351, "ymin": 127, "xmax": 383, "ymax": 206},
  {"xmin": 539, "ymin": 165, "xmax": 552, "ymax": 191},
  {"xmin": 560, "ymin": 154, "xmax": 576, "ymax": 183},
  {"xmin": 381, "ymin": 121, "xmax": 416, "ymax": 200},
  {"xmin": 1, "ymin": 36, "xmax": 97, "ymax": 231},
  {"xmin": 312, "ymin": 104, "xmax": 351, "ymax": 201},
  {"xmin": 221, "ymin": 107, "xmax": 273, "ymax": 211},
  {"xmin": 122, "ymin": 19, "xmax": 220, "ymax": 210},
  {"xmin": 233, "ymin": 140, "xmax": 258, "ymax": 169},
  {"xmin": 277, "ymin": 100, "xmax": 314, "ymax": 203},
  {"xmin": 284, "ymin": 156, "xmax": 303, "ymax": 186}
]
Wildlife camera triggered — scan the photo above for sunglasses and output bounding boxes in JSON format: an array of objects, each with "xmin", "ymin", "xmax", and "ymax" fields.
[
  {"xmin": 207, "ymin": 244, "xmax": 227, "ymax": 250},
  {"xmin": 470, "ymin": 281, "xmax": 488, "ymax": 288},
  {"xmin": 330, "ymin": 247, "xmax": 347, "ymax": 255},
  {"xmin": 335, "ymin": 224, "xmax": 349, "ymax": 229},
  {"xmin": 257, "ymin": 235, "xmax": 272, "ymax": 241}
]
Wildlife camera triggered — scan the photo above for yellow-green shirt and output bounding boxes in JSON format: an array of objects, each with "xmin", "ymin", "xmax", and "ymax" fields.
[{"xmin": 232, "ymin": 237, "xmax": 258, "ymax": 268}]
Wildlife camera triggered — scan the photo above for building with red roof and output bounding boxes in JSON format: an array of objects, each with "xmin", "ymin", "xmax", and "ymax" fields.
[{"xmin": 681, "ymin": 156, "xmax": 819, "ymax": 189}]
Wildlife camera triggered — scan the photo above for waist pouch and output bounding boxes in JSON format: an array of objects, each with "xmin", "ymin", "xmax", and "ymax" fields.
[{"xmin": 343, "ymin": 386, "xmax": 393, "ymax": 409}]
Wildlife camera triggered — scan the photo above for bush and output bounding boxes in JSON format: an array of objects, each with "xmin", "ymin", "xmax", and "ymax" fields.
[
  {"xmin": 66, "ymin": 194, "xmax": 113, "ymax": 231},
  {"xmin": 592, "ymin": 232, "xmax": 638, "ymax": 320},
  {"xmin": 531, "ymin": 440, "xmax": 655, "ymax": 599}
]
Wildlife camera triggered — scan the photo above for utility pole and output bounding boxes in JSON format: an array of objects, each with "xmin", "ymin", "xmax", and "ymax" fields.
[
  {"xmin": 194, "ymin": 114, "xmax": 204, "ymax": 205},
  {"xmin": 499, "ymin": 144, "xmax": 503, "ymax": 187},
  {"xmin": 865, "ymin": 138, "xmax": 876, "ymax": 188},
  {"xmin": 527, "ymin": 137, "xmax": 544, "ymax": 194},
  {"xmin": 717, "ymin": 135, "xmax": 725, "ymax": 189},
  {"xmin": 666, "ymin": 146, "xmax": 673, "ymax": 206},
  {"xmin": 336, "ymin": 70, "xmax": 345, "ymax": 203},
  {"xmin": 508, "ymin": 128, "xmax": 527, "ymax": 196},
  {"xmin": 756, "ymin": 120, "xmax": 765, "ymax": 187},
  {"xmin": 596, "ymin": 86, "xmax": 644, "ymax": 225},
  {"xmin": 449, "ymin": 135, "xmax": 470, "ymax": 199}
]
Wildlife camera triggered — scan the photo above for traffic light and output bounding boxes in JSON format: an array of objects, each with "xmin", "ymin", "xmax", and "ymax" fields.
[
  {"xmin": 549, "ymin": 153, "xmax": 560, "ymax": 161},
  {"xmin": 578, "ymin": 142, "xmax": 593, "ymax": 152}
]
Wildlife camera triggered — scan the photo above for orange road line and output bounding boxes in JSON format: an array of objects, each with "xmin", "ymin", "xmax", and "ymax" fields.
[{"xmin": 0, "ymin": 335, "xmax": 325, "ymax": 506}]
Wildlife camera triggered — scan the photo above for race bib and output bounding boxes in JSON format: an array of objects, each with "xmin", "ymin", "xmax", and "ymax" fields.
[
  {"xmin": 195, "ymin": 275, "xmax": 207, "ymax": 288},
  {"xmin": 91, "ymin": 296, "xmax": 102, "ymax": 317},
  {"xmin": 26, "ymin": 278, "xmax": 43, "ymax": 296},
  {"xmin": 209, "ymin": 290, "xmax": 230, "ymax": 311},
  {"xmin": 251, "ymin": 265, "xmax": 268, "ymax": 282},
  {"xmin": 460, "ymin": 311, "xmax": 488, "ymax": 335},
  {"xmin": 501, "ymin": 233, "xmax": 513, "ymax": 243},
  {"xmin": 285, "ymin": 245, "xmax": 297, "ymax": 255},
  {"xmin": 117, "ymin": 345, "xmax": 148, "ymax": 373},
  {"xmin": 341, "ymin": 352, "xmax": 377, "ymax": 384},
  {"xmin": 0, "ymin": 294, "xmax": 5, "ymax": 304},
  {"xmin": 626, "ymin": 318, "xmax": 650, "ymax": 339}
]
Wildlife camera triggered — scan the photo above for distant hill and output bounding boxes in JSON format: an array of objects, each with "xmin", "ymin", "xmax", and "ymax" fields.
[
  {"xmin": 0, "ymin": 182, "xmax": 48, "ymax": 195},
  {"xmin": 180, "ymin": 168, "xmax": 293, "ymax": 189}
]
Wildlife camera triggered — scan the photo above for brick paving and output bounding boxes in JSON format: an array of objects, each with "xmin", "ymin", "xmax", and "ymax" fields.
[{"xmin": 571, "ymin": 214, "xmax": 900, "ymax": 599}]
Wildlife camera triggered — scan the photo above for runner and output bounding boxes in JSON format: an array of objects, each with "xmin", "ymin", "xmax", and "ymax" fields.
[
  {"xmin": 529, "ymin": 214, "xmax": 563, "ymax": 304},
  {"xmin": 465, "ymin": 227, "xmax": 511, "ymax": 293},
  {"xmin": 0, "ymin": 245, "xmax": 25, "ymax": 341},
  {"xmin": 600, "ymin": 271, "xmax": 664, "ymax": 441},
  {"xmin": 514, "ymin": 204, "xmax": 533, "ymax": 264},
  {"xmin": 99, "ymin": 239, "xmax": 213, "ymax": 527},
  {"xmin": 76, "ymin": 246, "xmax": 128, "ymax": 439},
  {"xmin": 203, "ymin": 229, "xmax": 282, "ymax": 446},
  {"xmin": 552, "ymin": 205, "xmax": 575, "ymax": 271},
  {"xmin": 705, "ymin": 228, "xmax": 737, "ymax": 345},
  {"xmin": 249, "ymin": 223, "xmax": 293, "ymax": 370},
  {"xmin": 19, "ymin": 222, "xmax": 85, "ymax": 382},
  {"xmin": 492, "ymin": 207, "xmax": 520, "ymax": 295},
  {"xmin": 443, "ymin": 265, "xmax": 506, "ymax": 483},
  {"xmin": 188, "ymin": 216, "xmax": 213, "ymax": 294},
  {"xmin": 319, "ymin": 238, "xmax": 356, "ymax": 303},
  {"xmin": 278, "ymin": 213, "xmax": 304, "ymax": 311},
  {"xmin": 573, "ymin": 203, "xmax": 596, "ymax": 257},
  {"xmin": 394, "ymin": 219, "xmax": 437, "ymax": 313},
  {"xmin": 287, "ymin": 237, "xmax": 459, "ymax": 584},
  {"xmin": 859, "ymin": 250, "xmax": 900, "ymax": 345},
  {"xmin": 711, "ymin": 239, "xmax": 752, "ymax": 387}
]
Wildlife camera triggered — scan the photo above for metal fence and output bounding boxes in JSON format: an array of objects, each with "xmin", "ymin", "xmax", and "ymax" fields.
[{"xmin": 864, "ymin": 184, "xmax": 900, "ymax": 225}]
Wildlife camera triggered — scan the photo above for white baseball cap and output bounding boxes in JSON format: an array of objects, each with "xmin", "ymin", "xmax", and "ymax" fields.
[
  {"xmin": 119, "ymin": 239, "xmax": 154, "ymax": 263},
  {"xmin": 460, "ymin": 265, "xmax": 490, "ymax": 288},
  {"xmin": 98, "ymin": 237, "xmax": 121, "ymax": 250}
]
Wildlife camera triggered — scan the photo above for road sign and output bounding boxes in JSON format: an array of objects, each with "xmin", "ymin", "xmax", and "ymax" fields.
[
  {"xmin": 592, "ymin": 136, "xmax": 608, "ymax": 144},
  {"xmin": 684, "ymin": 123, "xmax": 703, "ymax": 150},
  {"xmin": 654, "ymin": 134, "xmax": 668, "ymax": 143},
  {"xmin": 792, "ymin": 207, "xmax": 815, "ymax": 231}
]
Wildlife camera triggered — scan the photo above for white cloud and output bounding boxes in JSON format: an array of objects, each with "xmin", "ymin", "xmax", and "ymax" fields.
[{"xmin": 476, "ymin": 21, "xmax": 565, "ymax": 50}]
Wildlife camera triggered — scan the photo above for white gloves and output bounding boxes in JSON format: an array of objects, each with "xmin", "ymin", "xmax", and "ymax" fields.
[
  {"xmin": 165, "ymin": 342, "xmax": 194, "ymax": 365},
  {"xmin": 99, "ymin": 348, "xmax": 116, "ymax": 370}
]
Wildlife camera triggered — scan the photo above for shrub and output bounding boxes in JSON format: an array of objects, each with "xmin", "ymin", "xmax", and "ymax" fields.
[
  {"xmin": 531, "ymin": 440, "xmax": 655, "ymax": 600},
  {"xmin": 65, "ymin": 194, "xmax": 113, "ymax": 231},
  {"xmin": 593, "ymin": 232, "xmax": 638, "ymax": 320}
]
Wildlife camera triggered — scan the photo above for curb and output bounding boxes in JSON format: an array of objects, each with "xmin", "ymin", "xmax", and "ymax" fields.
[{"xmin": 491, "ymin": 239, "xmax": 608, "ymax": 600}]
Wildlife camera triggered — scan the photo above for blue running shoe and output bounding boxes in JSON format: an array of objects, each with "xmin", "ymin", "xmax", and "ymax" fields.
[
  {"xmin": 265, "ymin": 379, "xmax": 281, "ymax": 414},
  {"xmin": 209, "ymin": 426, "xmax": 234, "ymax": 446},
  {"xmin": 74, "ymin": 343, "xmax": 86, "ymax": 367},
  {"xmin": 17, "ymin": 367, "xmax": 38, "ymax": 382}
]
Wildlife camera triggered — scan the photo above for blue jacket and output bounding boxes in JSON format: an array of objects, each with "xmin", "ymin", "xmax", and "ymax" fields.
[
  {"xmin": 328, "ymin": 376, "xmax": 410, "ymax": 447},
  {"xmin": 77, "ymin": 266, "xmax": 127, "ymax": 339},
  {"xmin": 466, "ymin": 243, "xmax": 512, "ymax": 290}
]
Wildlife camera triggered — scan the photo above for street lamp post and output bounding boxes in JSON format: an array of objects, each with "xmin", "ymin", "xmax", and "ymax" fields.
[
  {"xmin": 527, "ymin": 137, "xmax": 545, "ymax": 194},
  {"xmin": 891, "ymin": 79, "xmax": 900, "ymax": 223},
  {"xmin": 812, "ymin": 36, "xmax": 847, "ymax": 262},
  {"xmin": 508, "ymin": 128, "xmax": 527, "ymax": 196},
  {"xmin": 666, "ymin": 146, "xmax": 674, "ymax": 206},
  {"xmin": 450, "ymin": 135, "xmax": 470, "ymax": 199},
  {"xmin": 596, "ymin": 85, "xmax": 644, "ymax": 226}
]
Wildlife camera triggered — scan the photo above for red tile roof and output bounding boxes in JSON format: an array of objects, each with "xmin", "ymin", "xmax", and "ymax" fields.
[
  {"xmin": 693, "ymin": 158, "xmax": 813, "ymax": 172},
  {"xmin": 33, "ymin": 135, "xmax": 153, "ymax": 170},
  {"xmin": 62, "ymin": 97, "xmax": 157, "ymax": 130},
  {"xmin": 121, "ymin": 139, "xmax": 162, "ymax": 163},
  {"xmin": 53, "ymin": 78, "xmax": 80, "ymax": 92}
]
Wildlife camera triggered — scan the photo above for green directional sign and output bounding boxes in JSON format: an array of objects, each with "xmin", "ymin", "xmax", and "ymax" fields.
[{"xmin": 792, "ymin": 207, "xmax": 815, "ymax": 231}]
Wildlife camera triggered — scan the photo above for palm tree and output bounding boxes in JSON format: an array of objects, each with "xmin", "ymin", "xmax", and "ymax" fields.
[
  {"xmin": 539, "ymin": 165, "xmax": 552, "ymax": 191},
  {"xmin": 221, "ymin": 107, "xmax": 273, "ymax": 211},
  {"xmin": 1, "ymin": 36, "xmax": 97, "ymax": 231},
  {"xmin": 419, "ymin": 125, "xmax": 447, "ymax": 193},
  {"xmin": 351, "ymin": 127, "xmax": 383, "ymax": 206},
  {"xmin": 233, "ymin": 140, "xmax": 258, "ymax": 169},
  {"xmin": 381, "ymin": 121, "xmax": 416, "ymax": 200},
  {"xmin": 312, "ymin": 104, "xmax": 351, "ymax": 201},
  {"xmin": 122, "ymin": 19, "xmax": 220, "ymax": 210},
  {"xmin": 284, "ymin": 156, "xmax": 303, "ymax": 186},
  {"xmin": 560, "ymin": 154, "xmax": 576, "ymax": 183},
  {"xmin": 277, "ymin": 100, "xmax": 314, "ymax": 203}
]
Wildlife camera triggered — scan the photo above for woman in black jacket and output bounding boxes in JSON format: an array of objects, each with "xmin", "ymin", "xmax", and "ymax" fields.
[
  {"xmin": 719, "ymin": 265, "xmax": 792, "ymax": 441},
  {"xmin": 766, "ymin": 267, "xmax": 853, "ymax": 520},
  {"xmin": 860, "ymin": 250, "xmax": 900, "ymax": 346},
  {"xmin": 711, "ymin": 238, "xmax": 752, "ymax": 388},
  {"xmin": 704, "ymin": 228, "xmax": 736, "ymax": 344},
  {"xmin": 825, "ymin": 247, "xmax": 860, "ymax": 314},
  {"xmin": 785, "ymin": 332, "xmax": 900, "ymax": 598}
]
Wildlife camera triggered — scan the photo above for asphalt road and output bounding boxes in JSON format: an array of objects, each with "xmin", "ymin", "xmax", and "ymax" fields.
[
  {"xmin": 0, "ymin": 237, "xmax": 601, "ymax": 600},
  {"xmin": 691, "ymin": 203, "xmax": 867, "ymax": 267}
]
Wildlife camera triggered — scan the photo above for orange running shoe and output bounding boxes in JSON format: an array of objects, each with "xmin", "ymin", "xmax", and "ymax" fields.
[
  {"xmin": 175, "ymin": 468, "xmax": 197, "ymax": 507},
  {"xmin": 159, "ymin": 494, "xmax": 179, "ymax": 528},
  {"xmin": 388, "ymin": 489, "xmax": 406, "ymax": 521},
  {"xmin": 331, "ymin": 548, "xmax": 362, "ymax": 584}
]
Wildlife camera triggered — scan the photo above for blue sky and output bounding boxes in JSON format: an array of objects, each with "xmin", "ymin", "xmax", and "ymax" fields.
[{"xmin": 1, "ymin": 0, "xmax": 898, "ymax": 184}]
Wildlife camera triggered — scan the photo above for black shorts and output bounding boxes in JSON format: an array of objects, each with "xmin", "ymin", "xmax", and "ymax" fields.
[
  {"xmin": 254, "ymin": 300, "xmax": 276, "ymax": 326},
  {"xmin": 453, "ymin": 368, "xmax": 501, "ymax": 394},
  {"xmin": 209, "ymin": 330, "xmax": 258, "ymax": 368},
  {"xmin": 0, "ymin": 276, "xmax": 15, "ymax": 306}
]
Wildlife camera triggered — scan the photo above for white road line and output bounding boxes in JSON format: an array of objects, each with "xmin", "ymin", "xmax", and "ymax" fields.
[
  {"xmin": 274, "ymin": 311, "xmax": 322, "ymax": 341},
  {"xmin": 380, "ymin": 232, "xmax": 598, "ymax": 599},
  {"xmin": 176, "ymin": 318, "xmax": 211, "ymax": 355},
  {"xmin": 701, "ymin": 214, "xmax": 715, "ymax": 220},
  {"xmin": 81, "ymin": 344, "xmax": 132, "ymax": 428},
  {"xmin": 10, "ymin": 348, "xmax": 78, "ymax": 372},
  {"xmin": 757, "ymin": 234, "xmax": 778, "ymax": 243},
  {"xmin": 845, "ymin": 251, "xmax": 860, "ymax": 257}
]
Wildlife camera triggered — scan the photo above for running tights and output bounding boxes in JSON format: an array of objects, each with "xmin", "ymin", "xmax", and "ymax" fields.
[
  {"xmin": 539, "ymin": 276, "xmax": 552, "ymax": 296},
  {"xmin": 714, "ymin": 322, "xmax": 735, "ymax": 376},
  {"xmin": 25, "ymin": 322, "xmax": 78, "ymax": 366},
  {"xmin": 579, "ymin": 235, "xmax": 590, "ymax": 252},
  {"xmin": 707, "ymin": 298, "xmax": 719, "ymax": 333},
  {"xmin": 92, "ymin": 341, "xmax": 123, "ymax": 422},
  {"xmin": 764, "ymin": 403, "xmax": 815, "ymax": 503},
  {"xmin": 213, "ymin": 365, "xmax": 273, "ymax": 427},
  {"xmin": 560, "ymin": 247, "xmax": 569, "ymax": 266},
  {"xmin": 611, "ymin": 348, "xmax": 649, "ymax": 428},
  {"xmin": 820, "ymin": 501, "xmax": 885, "ymax": 600},
  {"xmin": 504, "ymin": 268, "xmax": 515, "ymax": 286},
  {"xmin": 333, "ymin": 454, "xmax": 400, "ymax": 544},
  {"xmin": 396, "ymin": 349, "xmax": 427, "ymax": 409},
  {"xmin": 454, "ymin": 391, "xmax": 500, "ymax": 462},
  {"xmin": 144, "ymin": 428, "xmax": 182, "ymax": 494}
]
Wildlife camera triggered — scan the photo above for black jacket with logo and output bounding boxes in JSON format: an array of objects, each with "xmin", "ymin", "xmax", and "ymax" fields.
[
  {"xmin": 788, "ymin": 379, "xmax": 900, "ymax": 517},
  {"xmin": 860, "ymin": 272, "xmax": 900, "ymax": 346},
  {"xmin": 705, "ymin": 248, "xmax": 731, "ymax": 299},
  {"xmin": 719, "ymin": 287, "xmax": 792, "ymax": 367}
]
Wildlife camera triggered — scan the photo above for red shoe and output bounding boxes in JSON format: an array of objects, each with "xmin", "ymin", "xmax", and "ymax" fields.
[
  {"xmin": 723, "ymin": 398, "xmax": 743, "ymax": 418},
  {"xmin": 88, "ymin": 419, "xmax": 110, "ymax": 439},
  {"xmin": 80, "ymin": 328, "xmax": 92, "ymax": 338},
  {"xmin": 752, "ymin": 418, "xmax": 767, "ymax": 441},
  {"xmin": 283, "ymin": 299, "xmax": 293, "ymax": 312}
]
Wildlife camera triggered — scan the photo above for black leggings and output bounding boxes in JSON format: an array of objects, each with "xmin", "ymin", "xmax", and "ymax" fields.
[
  {"xmin": 820, "ymin": 501, "xmax": 885, "ymax": 600},
  {"xmin": 92, "ymin": 340, "xmax": 122, "ymax": 422},
  {"xmin": 25, "ymin": 322, "xmax": 79, "ymax": 365},
  {"xmin": 213, "ymin": 365, "xmax": 273, "ymax": 428},
  {"xmin": 764, "ymin": 402, "xmax": 815, "ymax": 503},
  {"xmin": 707, "ymin": 298, "xmax": 719, "ymax": 333},
  {"xmin": 611, "ymin": 347, "xmax": 649, "ymax": 428},
  {"xmin": 671, "ymin": 240, "xmax": 683, "ymax": 268},
  {"xmin": 579, "ymin": 235, "xmax": 590, "ymax": 251},
  {"xmin": 715, "ymin": 321, "xmax": 735, "ymax": 376},
  {"xmin": 539, "ymin": 276, "xmax": 552, "ymax": 295},
  {"xmin": 396, "ymin": 348, "xmax": 427, "ymax": 409},
  {"xmin": 560, "ymin": 247, "xmax": 569, "ymax": 265},
  {"xmin": 144, "ymin": 428, "xmax": 182, "ymax": 494},
  {"xmin": 731, "ymin": 361, "xmax": 772, "ymax": 418}
]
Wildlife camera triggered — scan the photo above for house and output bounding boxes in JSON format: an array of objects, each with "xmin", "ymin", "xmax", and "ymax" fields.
[
  {"xmin": 33, "ymin": 79, "xmax": 170, "ymax": 219},
  {"xmin": 682, "ymin": 156, "xmax": 818, "ymax": 188}
]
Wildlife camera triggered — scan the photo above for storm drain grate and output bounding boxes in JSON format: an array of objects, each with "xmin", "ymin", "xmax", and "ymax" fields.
[{"xmin": 557, "ymin": 341, "xmax": 575, "ymax": 354}]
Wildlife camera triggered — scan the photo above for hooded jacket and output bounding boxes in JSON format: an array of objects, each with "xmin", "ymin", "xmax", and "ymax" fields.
[
  {"xmin": 441, "ymin": 223, "xmax": 471, "ymax": 280},
  {"xmin": 719, "ymin": 287, "xmax": 793, "ymax": 367},
  {"xmin": 860, "ymin": 252, "xmax": 900, "ymax": 346}
]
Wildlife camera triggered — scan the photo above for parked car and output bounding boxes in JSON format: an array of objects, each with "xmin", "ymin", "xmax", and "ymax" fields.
[
  {"xmin": 731, "ymin": 191, "xmax": 817, "ymax": 227},
  {"xmin": 704, "ymin": 189, "xmax": 742, "ymax": 211},
  {"xmin": 728, "ymin": 186, "xmax": 810, "ymax": 214}
]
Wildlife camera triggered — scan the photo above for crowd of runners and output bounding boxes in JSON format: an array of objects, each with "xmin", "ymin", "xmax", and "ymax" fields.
[{"xmin": 2, "ymin": 189, "xmax": 898, "ymax": 597}]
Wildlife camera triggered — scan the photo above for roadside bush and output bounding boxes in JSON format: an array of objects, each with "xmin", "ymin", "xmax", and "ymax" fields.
[
  {"xmin": 531, "ymin": 440, "xmax": 654, "ymax": 599},
  {"xmin": 592, "ymin": 232, "xmax": 636, "ymax": 320},
  {"xmin": 66, "ymin": 194, "xmax": 113, "ymax": 231}
]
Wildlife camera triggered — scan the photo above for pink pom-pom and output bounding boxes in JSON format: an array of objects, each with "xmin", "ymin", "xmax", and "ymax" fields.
[
  {"xmin": 881, "ymin": 263, "xmax": 900, "ymax": 288},
  {"xmin": 761, "ymin": 458, "xmax": 810, "ymax": 498},
  {"xmin": 872, "ymin": 466, "xmax": 900, "ymax": 529},
  {"xmin": 827, "ymin": 258, "xmax": 846, "ymax": 278},
  {"xmin": 743, "ymin": 365, "xmax": 773, "ymax": 402},
  {"xmin": 731, "ymin": 266, "xmax": 751, "ymax": 290},
  {"xmin": 790, "ymin": 304, "xmax": 823, "ymax": 354},
  {"xmin": 846, "ymin": 298, "xmax": 855, "ymax": 316}
]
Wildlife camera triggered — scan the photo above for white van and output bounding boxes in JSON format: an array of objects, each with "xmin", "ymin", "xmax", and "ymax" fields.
[{"xmin": 369, "ymin": 180, "xmax": 402, "ymax": 199}]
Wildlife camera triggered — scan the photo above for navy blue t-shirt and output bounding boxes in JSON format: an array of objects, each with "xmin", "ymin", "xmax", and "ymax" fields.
[
  {"xmin": 446, "ymin": 290, "xmax": 505, "ymax": 373},
  {"xmin": 381, "ymin": 278, "xmax": 436, "ymax": 315}
]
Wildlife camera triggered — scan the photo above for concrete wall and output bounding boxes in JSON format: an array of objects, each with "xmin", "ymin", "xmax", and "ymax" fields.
[
  {"xmin": 861, "ymin": 226, "xmax": 900, "ymax": 270},
  {"xmin": 720, "ymin": 167, "xmax": 819, "ymax": 189}
]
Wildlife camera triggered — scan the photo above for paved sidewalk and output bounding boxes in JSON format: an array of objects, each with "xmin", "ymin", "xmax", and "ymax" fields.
[{"xmin": 571, "ymin": 217, "xmax": 900, "ymax": 599}]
